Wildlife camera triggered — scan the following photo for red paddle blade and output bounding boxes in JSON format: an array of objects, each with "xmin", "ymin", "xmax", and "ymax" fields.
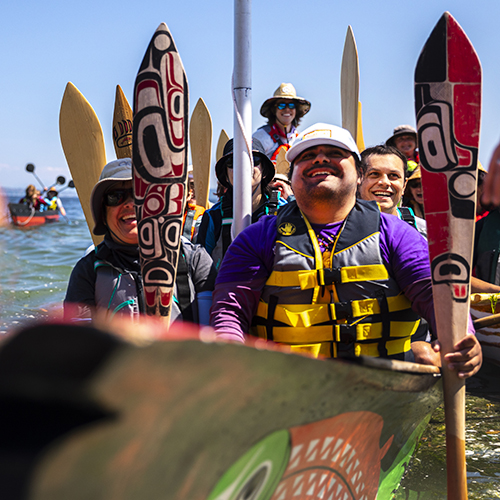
[{"xmin": 415, "ymin": 12, "xmax": 481, "ymax": 304}]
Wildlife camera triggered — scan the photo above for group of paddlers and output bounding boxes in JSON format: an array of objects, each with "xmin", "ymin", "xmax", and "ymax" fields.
[
  {"xmin": 19, "ymin": 184, "xmax": 66, "ymax": 216},
  {"xmin": 64, "ymin": 81, "xmax": 499, "ymax": 380}
]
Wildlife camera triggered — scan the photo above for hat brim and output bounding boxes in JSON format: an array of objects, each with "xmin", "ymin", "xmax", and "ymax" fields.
[
  {"xmin": 91, "ymin": 176, "xmax": 133, "ymax": 235},
  {"xmin": 286, "ymin": 138, "xmax": 360, "ymax": 164},
  {"xmin": 260, "ymin": 97, "xmax": 311, "ymax": 120},
  {"xmin": 386, "ymin": 130, "xmax": 418, "ymax": 147}
]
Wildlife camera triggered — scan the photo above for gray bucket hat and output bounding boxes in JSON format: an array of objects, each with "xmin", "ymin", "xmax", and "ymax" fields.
[
  {"xmin": 215, "ymin": 138, "xmax": 275, "ymax": 190},
  {"xmin": 90, "ymin": 158, "xmax": 133, "ymax": 235},
  {"xmin": 386, "ymin": 125, "xmax": 417, "ymax": 148}
]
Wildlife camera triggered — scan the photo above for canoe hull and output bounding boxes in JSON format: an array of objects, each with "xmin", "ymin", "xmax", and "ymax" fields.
[
  {"xmin": 0, "ymin": 322, "xmax": 442, "ymax": 500},
  {"xmin": 8, "ymin": 203, "xmax": 60, "ymax": 227}
]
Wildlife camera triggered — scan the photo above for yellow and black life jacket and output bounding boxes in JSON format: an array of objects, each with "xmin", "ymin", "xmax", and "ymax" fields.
[{"xmin": 251, "ymin": 200, "xmax": 420, "ymax": 360}]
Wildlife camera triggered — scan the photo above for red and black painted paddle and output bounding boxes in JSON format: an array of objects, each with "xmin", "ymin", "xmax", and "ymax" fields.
[
  {"xmin": 132, "ymin": 23, "xmax": 189, "ymax": 322},
  {"xmin": 415, "ymin": 12, "xmax": 481, "ymax": 500}
]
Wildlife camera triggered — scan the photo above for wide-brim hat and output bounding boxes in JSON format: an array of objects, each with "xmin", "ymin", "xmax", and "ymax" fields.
[
  {"xmin": 91, "ymin": 158, "xmax": 133, "ymax": 235},
  {"xmin": 260, "ymin": 83, "xmax": 311, "ymax": 120},
  {"xmin": 386, "ymin": 125, "xmax": 417, "ymax": 147},
  {"xmin": 407, "ymin": 166, "xmax": 422, "ymax": 182},
  {"xmin": 215, "ymin": 138, "xmax": 275, "ymax": 190},
  {"xmin": 286, "ymin": 123, "xmax": 361, "ymax": 163}
]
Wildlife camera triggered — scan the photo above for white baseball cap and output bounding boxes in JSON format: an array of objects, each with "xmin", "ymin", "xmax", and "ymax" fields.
[{"xmin": 286, "ymin": 123, "xmax": 360, "ymax": 163}]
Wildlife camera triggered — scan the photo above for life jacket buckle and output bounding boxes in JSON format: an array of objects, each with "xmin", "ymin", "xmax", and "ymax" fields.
[
  {"xmin": 335, "ymin": 300, "xmax": 353, "ymax": 319},
  {"xmin": 320, "ymin": 267, "xmax": 342, "ymax": 285},
  {"xmin": 335, "ymin": 325, "xmax": 356, "ymax": 344}
]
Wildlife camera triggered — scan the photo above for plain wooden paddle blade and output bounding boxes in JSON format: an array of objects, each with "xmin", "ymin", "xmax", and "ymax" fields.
[
  {"xmin": 341, "ymin": 25, "xmax": 359, "ymax": 142},
  {"xmin": 133, "ymin": 23, "xmax": 189, "ymax": 320},
  {"xmin": 113, "ymin": 85, "xmax": 133, "ymax": 159},
  {"xmin": 216, "ymin": 129, "xmax": 230, "ymax": 161},
  {"xmin": 59, "ymin": 82, "xmax": 106, "ymax": 246},
  {"xmin": 275, "ymin": 147, "xmax": 290, "ymax": 176},
  {"xmin": 189, "ymin": 98, "xmax": 212, "ymax": 208},
  {"xmin": 356, "ymin": 101, "xmax": 365, "ymax": 152},
  {"xmin": 415, "ymin": 11, "xmax": 481, "ymax": 500}
]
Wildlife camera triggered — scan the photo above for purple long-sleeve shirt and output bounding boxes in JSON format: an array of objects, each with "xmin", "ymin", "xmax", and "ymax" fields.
[{"xmin": 210, "ymin": 211, "xmax": 473, "ymax": 342}]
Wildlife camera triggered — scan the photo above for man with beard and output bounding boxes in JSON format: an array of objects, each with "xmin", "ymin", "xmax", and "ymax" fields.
[{"xmin": 210, "ymin": 124, "xmax": 482, "ymax": 377}]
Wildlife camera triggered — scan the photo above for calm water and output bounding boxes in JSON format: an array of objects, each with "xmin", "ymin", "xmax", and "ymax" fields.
[{"xmin": 0, "ymin": 188, "xmax": 499, "ymax": 498}]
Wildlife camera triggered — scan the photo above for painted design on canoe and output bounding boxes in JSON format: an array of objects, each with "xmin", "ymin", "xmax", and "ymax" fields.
[
  {"xmin": 8, "ymin": 203, "xmax": 60, "ymax": 227},
  {"xmin": 2, "ymin": 323, "xmax": 441, "ymax": 499},
  {"xmin": 132, "ymin": 23, "xmax": 189, "ymax": 316},
  {"xmin": 209, "ymin": 411, "xmax": 438, "ymax": 500},
  {"xmin": 415, "ymin": 12, "xmax": 481, "ymax": 304}
]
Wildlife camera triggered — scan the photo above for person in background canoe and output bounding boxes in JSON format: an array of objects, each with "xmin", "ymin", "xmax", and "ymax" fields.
[
  {"xmin": 358, "ymin": 145, "xmax": 426, "ymax": 237},
  {"xmin": 196, "ymin": 138, "xmax": 286, "ymax": 269},
  {"xmin": 210, "ymin": 123, "xmax": 482, "ymax": 377},
  {"xmin": 43, "ymin": 188, "xmax": 67, "ymax": 217},
  {"xmin": 64, "ymin": 158, "xmax": 216, "ymax": 324},
  {"xmin": 385, "ymin": 125, "xmax": 419, "ymax": 175},
  {"xmin": 403, "ymin": 167, "xmax": 425, "ymax": 219},
  {"xmin": 253, "ymin": 83, "xmax": 311, "ymax": 163},
  {"xmin": 182, "ymin": 165, "xmax": 205, "ymax": 242},
  {"xmin": 19, "ymin": 184, "xmax": 49, "ymax": 211}
]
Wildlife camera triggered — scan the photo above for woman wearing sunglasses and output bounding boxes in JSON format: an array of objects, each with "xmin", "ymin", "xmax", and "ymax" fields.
[
  {"xmin": 252, "ymin": 82, "xmax": 311, "ymax": 163},
  {"xmin": 64, "ymin": 159, "xmax": 216, "ymax": 324}
]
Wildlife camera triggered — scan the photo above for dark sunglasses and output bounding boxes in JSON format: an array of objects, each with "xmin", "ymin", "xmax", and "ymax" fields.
[
  {"xmin": 226, "ymin": 155, "xmax": 262, "ymax": 169},
  {"xmin": 104, "ymin": 188, "xmax": 134, "ymax": 207},
  {"xmin": 276, "ymin": 102, "xmax": 296, "ymax": 110}
]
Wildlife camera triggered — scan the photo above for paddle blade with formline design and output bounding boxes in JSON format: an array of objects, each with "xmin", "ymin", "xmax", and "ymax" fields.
[{"xmin": 415, "ymin": 11, "xmax": 481, "ymax": 500}]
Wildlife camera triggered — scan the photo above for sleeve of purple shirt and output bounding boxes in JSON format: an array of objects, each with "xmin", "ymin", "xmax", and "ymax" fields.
[
  {"xmin": 210, "ymin": 215, "xmax": 277, "ymax": 342},
  {"xmin": 378, "ymin": 213, "xmax": 474, "ymax": 337}
]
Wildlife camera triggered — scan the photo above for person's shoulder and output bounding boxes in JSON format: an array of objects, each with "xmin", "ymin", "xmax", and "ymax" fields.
[{"xmin": 379, "ymin": 211, "xmax": 427, "ymax": 240}]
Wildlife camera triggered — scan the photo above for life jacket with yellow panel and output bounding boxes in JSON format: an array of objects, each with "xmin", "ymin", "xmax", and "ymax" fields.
[{"xmin": 251, "ymin": 200, "xmax": 420, "ymax": 360}]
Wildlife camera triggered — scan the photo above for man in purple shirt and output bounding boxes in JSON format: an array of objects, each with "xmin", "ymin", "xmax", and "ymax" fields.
[{"xmin": 211, "ymin": 123, "xmax": 482, "ymax": 377}]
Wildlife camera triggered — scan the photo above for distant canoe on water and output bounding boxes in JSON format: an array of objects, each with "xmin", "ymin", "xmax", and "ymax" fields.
[
  {"xmin": 0, "ymin": 321, "xmax": 442, "ymax": 499},
  {"xmin": 7, "ymin": 203, "xmax": 60, "ymax": 227}
]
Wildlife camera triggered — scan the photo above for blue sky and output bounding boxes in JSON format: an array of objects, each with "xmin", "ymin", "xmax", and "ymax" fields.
[{"xmin": 1, "ymin": 0, "xmax": 499, "ymax": 189}]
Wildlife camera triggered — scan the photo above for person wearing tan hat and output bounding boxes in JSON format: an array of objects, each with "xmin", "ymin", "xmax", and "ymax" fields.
[
  {"xmin": 64, "ymin": 158, "xmax": 216, "ymax": 324},
  {"xmin": 210, "ymin": 123, "xmax": 482, "ymax": 375},
  {"xmin": 386, "ymin": 125, "xmax": 419, "ymax": 177},
  {"xmin": 252, "ymin": 83, "xmax": 311, "ymax": 163},
  {"xmin": 404, "ymin": 166, "xmax": 425, "ymax": 219}
]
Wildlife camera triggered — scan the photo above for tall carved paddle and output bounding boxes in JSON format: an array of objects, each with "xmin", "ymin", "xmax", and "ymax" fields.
[
  {"xmin": 60, "ymin": 82, "xmax": 106, "ymax": 246},
  {"xmin": 189, "ymin": 98, "xmax": 212, "ymax": 208},
  {"xmin": 415, "ymin": 12, "xmax": 481, "ymax": 499},
  {"xmin": 341, "ymin": 26, "xmax": 365, "ymax": 152},
  {"xmin": 113, "ymin": 85, "xmax": 133, "ymax": 159},
  {"xmin": 133, "ymin": 23, "xmax": 189, "ymax": 321}
]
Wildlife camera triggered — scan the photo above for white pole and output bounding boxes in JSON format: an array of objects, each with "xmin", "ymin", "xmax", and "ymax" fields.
[{"xmin": 232, "ymin": 0, "xmax": 252, "ymax": 237}]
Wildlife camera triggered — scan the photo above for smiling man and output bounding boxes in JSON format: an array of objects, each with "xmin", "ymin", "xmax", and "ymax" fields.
[
  {"xmin": 211, "ymin": 123, "xmax": 482, "ymax": 377},
  {"xmin": 358, "ymin": 145, "xmax": 426, "ymax": 237}
]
